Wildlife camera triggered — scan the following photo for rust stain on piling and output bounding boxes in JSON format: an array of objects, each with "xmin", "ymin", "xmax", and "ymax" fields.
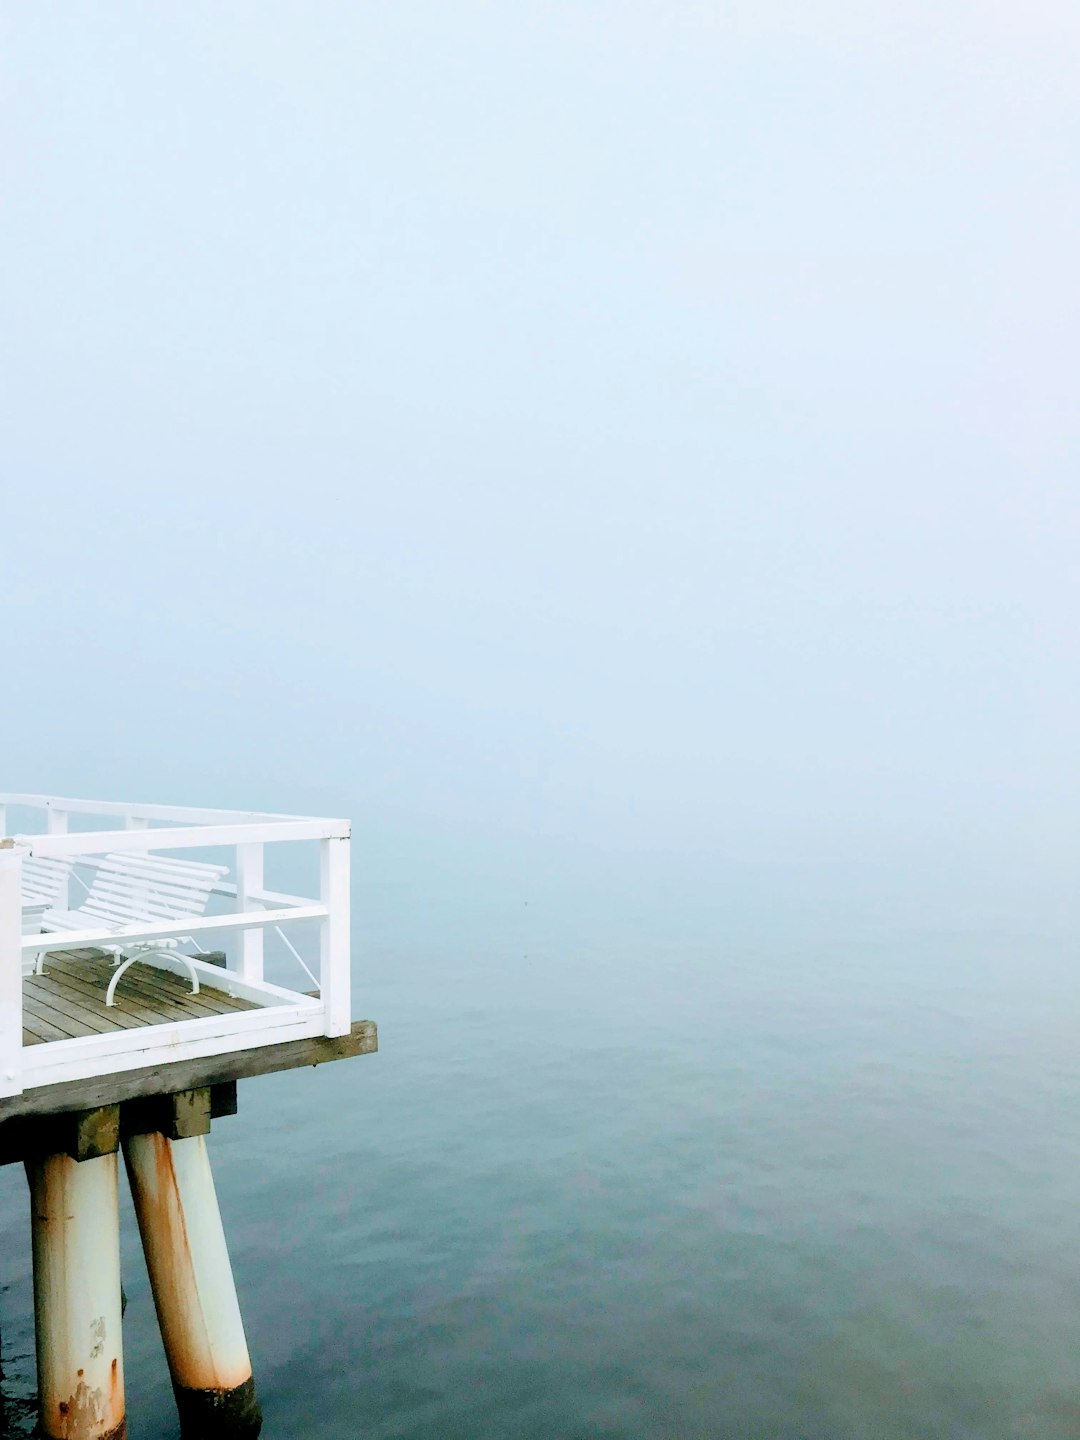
[
  {"xmin": 50, "ymin": 1376, "xmax": 126, "ymax": 1440},
  {"xmin": 131, "ymin": 1133, "xmax": 252, "ymax": 1392},
  {"xmin": 104, "ymin": 1359, "xmax": 125, "ymax": 1439}
]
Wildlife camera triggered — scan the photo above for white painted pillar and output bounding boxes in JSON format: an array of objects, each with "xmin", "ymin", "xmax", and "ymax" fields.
[
  {"xmin": 235, "ymin": 844, "xmax": 264, "ymax": 981},
  {"xmin": 0, "ymin": 846, "xmax": 24, "ymax": 1099},
  {"xmin": 319, "ymin": 835, "xmax": 351, "ymax": 1037},
  {"xmin": 123, "ymin": 1132, "xmax": 261, "ymax": 1438},
  {"xmin": 26, "ymin": 1152, "xmax": 126, "ymax": 1440}
]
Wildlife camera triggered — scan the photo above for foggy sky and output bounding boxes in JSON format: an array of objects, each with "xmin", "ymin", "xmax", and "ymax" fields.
[{"xmin": 3, "ymin": 3, "xmax": 1078, "ymax": 899}]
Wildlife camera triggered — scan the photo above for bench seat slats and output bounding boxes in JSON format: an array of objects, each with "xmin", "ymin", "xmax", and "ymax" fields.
[
  {"xmin": 20, "ymin": 857, "xmax": 74, "ymax": 910},
  {"xmin": 96, "ymin": 853, "xmax": 227, "ymax": 882},
  {"xmin": 38, "ymin": 854, "xmax": 228, "ymax": 934},
  {"xmin": 86, "ymin": 878, "xmax": 216, "ymax": 911}
]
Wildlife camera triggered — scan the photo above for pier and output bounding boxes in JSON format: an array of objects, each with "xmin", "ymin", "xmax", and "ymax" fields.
[{"xmin": 0, "ymin": 794, "xmax": 377, "ymax": 1439}]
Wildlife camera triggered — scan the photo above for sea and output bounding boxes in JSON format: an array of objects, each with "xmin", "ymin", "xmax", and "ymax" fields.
[{"xmin": 2, "ymin": 832, "xmax": 1079, "ymax": 1439}]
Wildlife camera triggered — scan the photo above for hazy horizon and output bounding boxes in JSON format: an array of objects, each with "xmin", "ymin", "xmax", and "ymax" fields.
[{"xmin": 3, "ymin": 3, "xmax": 1078, "ymax": 911}]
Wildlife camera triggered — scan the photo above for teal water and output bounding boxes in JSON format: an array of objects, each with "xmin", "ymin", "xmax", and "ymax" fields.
[{"xmin": 2, "ymin": 842, "xmax": 1080, "ymax": 1438}]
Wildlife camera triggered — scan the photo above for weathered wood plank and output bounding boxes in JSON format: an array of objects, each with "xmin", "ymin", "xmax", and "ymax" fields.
[
  {"xmin": 117, "ymin": 963, "xmax": 254, "ymax": 1014},
  {"xmin": 0, "ymin": 1020, "xmax": 377, "ymax": 1122},
  {"xmin": 21, "ymin": 1007, "xmax": 75, "ymax": 1045},
  {"xmin": 71, "ymin": 948, "xmax": 256, "ymax": 1013},
  {"xmin": 45, "ymin": 950, "xmax": 253, "ymax": 1022},
  {"xmin": 21, "ymin": 995, "xmax": 87, "ymax": 1041},
  {"xmin": 22, "ymin": 950, "xmax": 261, "ymax": 1057},
  {"xmin": 27, "ymin": 975, "xmax": 140, "ymax": 1034},
  {"xmin": 38, "ymin": 955, "xmax": 181, "ymax": 1026}
]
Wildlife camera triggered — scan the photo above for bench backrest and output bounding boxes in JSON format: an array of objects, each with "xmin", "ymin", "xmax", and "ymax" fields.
[
  {"xmin": 22, "ymin": 856, "xmax": 74, "ymax": 907},
  {"xmin": 78, "ymin": 853, "xmax": 229, "ymax": 929}
]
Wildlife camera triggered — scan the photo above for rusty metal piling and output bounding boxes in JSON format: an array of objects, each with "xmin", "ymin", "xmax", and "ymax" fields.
[
  {"xmin": 26, "ymin": 1150, "xmax": 126, "ymax": 1440},
  {"xmin": 123, "ymin": 1131, "xmax": 261, "ymax": 1438}
]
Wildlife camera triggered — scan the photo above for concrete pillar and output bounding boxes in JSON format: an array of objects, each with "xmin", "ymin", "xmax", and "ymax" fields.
[
  {"xmin": 26, "ymin": 1152, "xmax": 126, "ymax": 1440},
  {"xmin": 123, "ymin": 1132, "xmax": 261, "ymax": 1438}
]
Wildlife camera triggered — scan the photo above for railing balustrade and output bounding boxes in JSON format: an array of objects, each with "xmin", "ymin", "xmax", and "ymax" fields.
[{"xmin": 0, "ymin": 794, "xmax": 353, "ymax": 1097}]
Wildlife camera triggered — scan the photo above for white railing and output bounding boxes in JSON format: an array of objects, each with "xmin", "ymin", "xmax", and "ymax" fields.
[{"xmin": 0, "ymin": 794, "xmax": 352, "ymax": 1098}]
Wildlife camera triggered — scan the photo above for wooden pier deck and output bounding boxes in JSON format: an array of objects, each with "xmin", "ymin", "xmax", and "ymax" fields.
[
  {"xmin": 22, "ymin": 948, "xmax": 258, "ymax": 1047},
  {"xmin": 0, "ymin": 796, "xmax": 378, "ymax": 1437}
]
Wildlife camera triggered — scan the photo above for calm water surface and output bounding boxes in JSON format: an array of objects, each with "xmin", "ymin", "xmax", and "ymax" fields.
[{"xmin": 2, "ymin": 846, "xmax": 1079, "ymax": 1438}]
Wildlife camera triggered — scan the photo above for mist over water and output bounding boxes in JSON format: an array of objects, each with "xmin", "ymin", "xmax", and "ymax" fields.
[{"xmin": 3, "ymin": 2, "xmax": 1080, "ymax": 1435}]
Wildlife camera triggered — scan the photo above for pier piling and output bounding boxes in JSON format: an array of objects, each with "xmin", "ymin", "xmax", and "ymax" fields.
[
  {"xmin": 26, "ymin": 1149, "xmax": 125, "ymax": 1440},
  {"xmin": 123, "ymin": 1130, "xmax": 261, "ymax": 1438}
]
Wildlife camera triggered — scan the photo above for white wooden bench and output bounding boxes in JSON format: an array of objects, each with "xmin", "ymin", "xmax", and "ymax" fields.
[
  {"xmin": 21, "ymin": 856, "xmax": 74, "ymax": 934},
  {"xmin": 37, "ymin": 852, "xmax": 229, "ymax": 1004}
]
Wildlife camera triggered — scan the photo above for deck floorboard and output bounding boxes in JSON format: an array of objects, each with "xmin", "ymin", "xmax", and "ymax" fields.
[
  {"xmin": 43, "ymin": 952, "xmax": 230, "ymax": 1024},
  {"xmin": 38, "ymin": 958, "xmax": 181, "ymax": 1026},
  {"xmin": 23, "ymin": 951, "xmax": 259, "ymax": 1047}
]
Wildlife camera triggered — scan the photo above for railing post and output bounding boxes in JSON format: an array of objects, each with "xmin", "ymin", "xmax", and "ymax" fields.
[
  {"xmin": 236, "ymin": 843, "xmax": 264, "ymax": 981},
  {"xmin": 319, "ymin": 834, "xmax": 351, "ymax": 1036},
  {"xmin": 0, "ymin": 843, "xmax": 25, "ymax": 1099}
]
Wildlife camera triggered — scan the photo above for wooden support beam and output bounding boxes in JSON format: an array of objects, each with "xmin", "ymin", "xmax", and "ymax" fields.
[
  {"xmin": 0, "ymin": 1019, "xmax": 376, "ymax": 1124},
  {"xmin": 70, "ymin": 1104, "xmax": 120, "ymax": 1163},
  {"xmin": 168, "ymin": 1088, "xmax": 212, "ymax": 1140},
  {"xmin": 0, "ymin": 1105, "xmax": 123, "ymax": 1167},
  {"xmin": 0, "ymin": 1063, "xmax": 307, "ymax": 1167},
  {"xmin": 210, "ymin": 1080, "xmax": 238, "ymax": 1118},
  {"xmin": 121, "ymin": 1086, "xmax": 217, "ymax": 1145}
]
